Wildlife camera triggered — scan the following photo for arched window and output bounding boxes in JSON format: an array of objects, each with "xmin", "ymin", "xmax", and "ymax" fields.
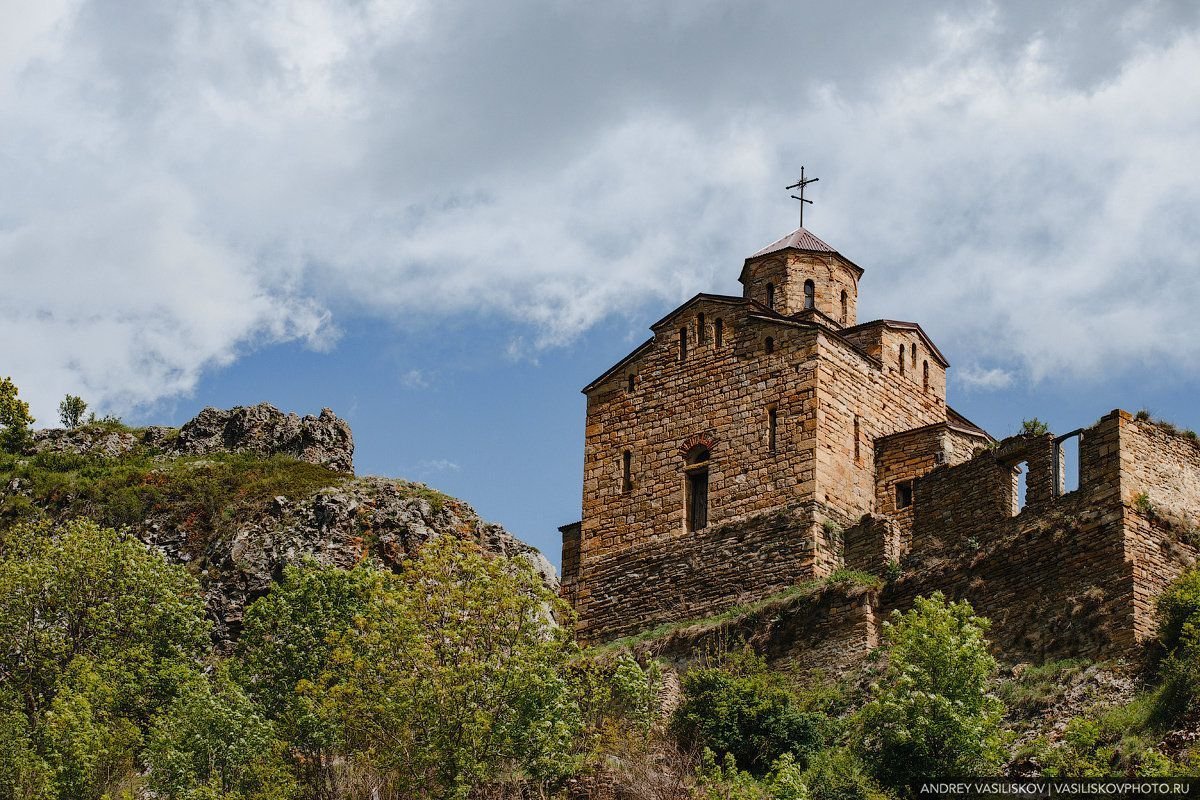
[
  {"xmin": 804, "ymin": 280, "xmax": 815, "ymax": 310},
  {"xmin": 714, "ymin": 318, "xmax": 724, "ymax": 347},
  {"xmin": 627, "ymin": 374, "xmax": 635, "ymax": 393},
  {"xmin": 679, "ymin": 327, "xmax": 688, "ymax": 362},
  {"xmin": 765, "ymin": 337, "xmax": 775, "ymax": 354},
  {"xmin": 923, "ymin": 361, "xmax": 929, "ymax": 392},
  {"xmin": 911, "ymin": 342, "xmax": 917, "ymax": 367},
  {"xmin": 698, "ymin": 313, "xmax": 707, "ymax": 344},
  {"xmin": 840, "ymin": 290, "xmax": 848, "ymax": 323},
  {"xmin": 898, "ymin": 344, "xmax": 905, "ymax": 375},
  {"xmin": 766, "ymin": 283, "xmax": 776, "ymax": 310},
  {"xmin": 685, "ymin": 445, "xmax": 710, "ymax": 531}
]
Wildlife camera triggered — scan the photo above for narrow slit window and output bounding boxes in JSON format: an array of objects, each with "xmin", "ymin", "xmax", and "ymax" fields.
[
  {"xmin": 622, "ymin": 450, "xmax": 632, "ymax": 494},
  {"xmin": 714, "ymin": 318, "xmax": 724, "ymax": 347},
  {"xmin": 804, "ymin": 280, "xmax": 815, "ymax": 310},
  {"xmin": 898, "ymin": 345, "xmax": 905, "ymax": 375},
  {"xmin": 840, "ymin": 290, "xmax": 848, "ymax": 323},
  {"xmin": 698, "ymin": 313, "xmax": 707, "ymax": 344},
  {"xmin": 768, "ymin": 407, "xmax": 778, "ymax": 453},
  {"xmin": 895, "ymin": 481, "xmax": 913, "ymax": 510},
  {"xmin": 627, "ymin": 374, "xmax": 635, "ymax": 393},
  {"xmin": 922, "ymin": 361, "xmax": 929, "ymax": 392},
  {"xmin": 679, "ymin": 327, "xmax": 688, "ymax": 362},
  {"xmin": 911, "ymin": 342, "xmax": 917, "ymax": 367},
  {"xmin": 765, "ymin": 336, "xmax": 775, "ymax": 354},
  {"xmin": 853, "ymin": 415, "xmax": 861, "ymax": 462},
  {"xmin": 766, "ymin": 283, "xmax": 776, "ymax": 310},
  {"xmin": 685, "ymin": 446, "xmax": 710, "ymax": 532}
]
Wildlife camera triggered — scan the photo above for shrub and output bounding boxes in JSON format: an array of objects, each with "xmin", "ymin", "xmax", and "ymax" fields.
[
  {"xmin": 853, "ymin": 593, "xmax": 1005, "ymax": 790},
  {"xmin": 1155, "ymin": 569, "xmax": 1200, "ymax": 718},
  {"xmin": 802, "ymin": 748, "xmax": 890, "ymax": 800},
  {"xmin": 696, "ymin": 750, "xmax": 812, "ymax": 800},
  {"xmin": 1133, "ymin": 492, "xmax": 1155, "ymax": 516},
  {"xmin": 672, "ymin": 651, "xmax": 831, "ymax": 776},
  {"xmin": 1020, "ymin": 418, "xmax": 1050, "ymax": 436}
]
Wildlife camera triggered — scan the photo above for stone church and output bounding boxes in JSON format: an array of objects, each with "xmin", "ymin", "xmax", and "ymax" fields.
[
  {"xmin": 560, "ymin": 211, "xmax": 1200, "ymax": 665},
  {"xmin": 559, "ymin": 223, "xmax": 994, "ymax": 643}
]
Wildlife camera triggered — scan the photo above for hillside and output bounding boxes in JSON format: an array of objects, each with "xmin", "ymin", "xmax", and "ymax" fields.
[{"xmin": 0, "ymin": 403, "xmax": 554, "ymax": 645}]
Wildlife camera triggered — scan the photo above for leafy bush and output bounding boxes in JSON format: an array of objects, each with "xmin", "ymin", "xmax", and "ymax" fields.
[
  {"xmin": 853, "ymin": 593, "xmax": 1005, "ymax": 790},
  {"xmin": 802, "ymin": 748, "xmax": 891, "ymax": 800},
  {"xmin": 1155, "ymin": 568, "xmax": 1200, "ymax": 718},
  {"xmin": 672, "ymin": 651, "xmax": 832, "ymax": 776},
  {"xmin": 1033, "ymin": 696, "xmax": 1179, "ymax": 777},
  {"xmin": 696, "ymin": 750, "xmax": 811, "ymax": 800},
  {"xmin": 1021, "ymin": 418, "xmax": 1050, "ymax": 436}
]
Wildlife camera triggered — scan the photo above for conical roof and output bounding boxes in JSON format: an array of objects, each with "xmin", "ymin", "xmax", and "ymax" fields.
[{"xmin": 750, "ymin": 226, "xmax": 838, "ymax": 258}]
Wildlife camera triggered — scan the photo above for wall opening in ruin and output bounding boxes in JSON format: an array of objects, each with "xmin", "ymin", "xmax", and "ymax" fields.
[
  {"xmin": 767, "ymin": 283, "xmax": 776, "ymax": 310},
  {"xmin": 803, "ymin": 280, "xmax": 814, "ymax": 310},
  {"xmin": 1056, "ymin": 431, "xmax": 1082, "ymax": 496},
  {"xmin": 622, "ymin": 450, "xmax": 633, "ymax": 494},
  {"xmin": 679, "ymin": 327, "xmax": 688, "ymax": 362},
  {"xmin": 698, "ymin": 313, "xmax": 707, "ymax": 344},
  {"xmin": 768, "ymin": 406, "xmax": 778, "ymax": 453},
  {"xmin": 1014, "ymin": 461, "xmax": 1029, "ymax": 514},
  {"xmin": 895, "ymin": 480, "xmax": 913, "ymax": 509},
  {"xmin": 765, "ymin": 337, "xmax": 775, "ymax": 354},
  {"xmin": 715, "ymin": 318, "xmax": 724, "ymax": 346}
]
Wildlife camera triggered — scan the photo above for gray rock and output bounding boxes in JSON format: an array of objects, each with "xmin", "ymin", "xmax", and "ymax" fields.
[{"xmin": 174, "ymin": 403, "xmax": 354, "ymax": 473}]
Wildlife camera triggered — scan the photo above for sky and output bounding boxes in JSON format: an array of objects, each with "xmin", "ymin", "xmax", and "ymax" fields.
[{"xmin": 3, "ymin": 0, "xmax": 1200, "ymax": 566}]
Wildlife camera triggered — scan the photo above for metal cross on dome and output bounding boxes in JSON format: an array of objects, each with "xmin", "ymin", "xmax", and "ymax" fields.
[{"xmin": 786, "ymin": 167, "xmax": 819, "ymax": 227}]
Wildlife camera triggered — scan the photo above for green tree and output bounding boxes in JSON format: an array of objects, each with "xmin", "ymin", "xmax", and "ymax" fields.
[
  {"xmin": 0, "ymin": 519, "xmax": 211, "ymax": 798},
  {"xmin": 323, "ymin": 536, "xmax": 581, "ymax": 798},
  {"xmin": 147, "ymin": 667, "xmax": 297, "ymax": 800},
  {"xmin": 235, "ymin": 562, "xmax": 382, "ymax": 798},
  {"xmin": 0, "ymin": 377, "xmax": 35, "ymax": 453},
  {"xmin": 853, "ymin": 593, "xmax": 1005, "ymax": 792},
  {"xmin": 57, "ymin": 395, "xmax": 87, "ymax": 429},
  {"xmin": 672, "ymin": 651, "xmax": 831, "ymax": 776}
]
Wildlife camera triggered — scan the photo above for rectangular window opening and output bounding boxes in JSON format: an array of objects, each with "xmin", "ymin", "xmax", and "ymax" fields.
[
  {"xmin": 1055, "ymin": 432, "xmax": 1082, "ymax": 496},
  {"xmin": 768, "ymin": 407, "xmax": 778, "ymax": 453},
  {"xmin": 622, "ymin": 450, "xmax": 632, "ymax": 494},
  {"xmin": 895, "ymin": 481, "xmax": 914, "ymax": 510},
  {"xmin": 698, "ymin": 313, "xmax": 707, "ymax": 344},
  {"xmin": 679, "ymin": 327, "xmax": 688, "ymax": 362},
  {"xmin": 715, "ymin": 318, "xmax": 724, "ymax": 347},
  {"xmin": 853, "ymin": 414, "xmax": 861, "ymax": 462}
]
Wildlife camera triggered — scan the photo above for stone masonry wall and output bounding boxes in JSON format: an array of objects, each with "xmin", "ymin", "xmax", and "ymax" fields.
[
  {"xmin": 1118, "ymin": 416, "xmax": 1200, "ymax": 639},
  {"xmin": 814, "ymin": 327, "xmax": 950, "ymax": 537},
  {"xmin": 577, "ymin": 503, "xmax": 822, "ymax": 642},
  {"xmin": 741, "ymin": 251, "xmax": 860, "ymax": 323}
]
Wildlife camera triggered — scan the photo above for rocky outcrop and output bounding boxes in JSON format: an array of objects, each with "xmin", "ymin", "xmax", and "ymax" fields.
[
  {"xmin": 29, "ymin": 404, "xmax": 355, "ymax": 474},
  {"xmin": 132, "ymin": 476, "xmax": 556, "ymax": 644},
  {"xmin": 176, "ymin": 404, "xmax": 354, "ymax": 473}
]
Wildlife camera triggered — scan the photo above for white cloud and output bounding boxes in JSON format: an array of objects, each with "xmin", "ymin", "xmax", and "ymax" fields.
[
  {"xmin": 2, "ymin": 1, "xmax": 1199, "ymax": 419},
  {"xmin": 419, "ymin": 459, "xmax": 460, "ymax": 473},
  {"xmin": 956, "ymin": 366, "xmax": 1016, "ymax": 392}
]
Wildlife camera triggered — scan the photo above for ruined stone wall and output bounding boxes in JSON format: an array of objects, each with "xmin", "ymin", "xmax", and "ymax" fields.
[
  {"xmin": 882, "ymin": 416, "xmax": 1128, "ymax": 659},
  {"xmin": 1117, "ymin": 416, "xmax": 1200, "ymax": 639},
  {"xmin": 1120, "ymin": 417, "xmax": 1200, "ymax": 525}
]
